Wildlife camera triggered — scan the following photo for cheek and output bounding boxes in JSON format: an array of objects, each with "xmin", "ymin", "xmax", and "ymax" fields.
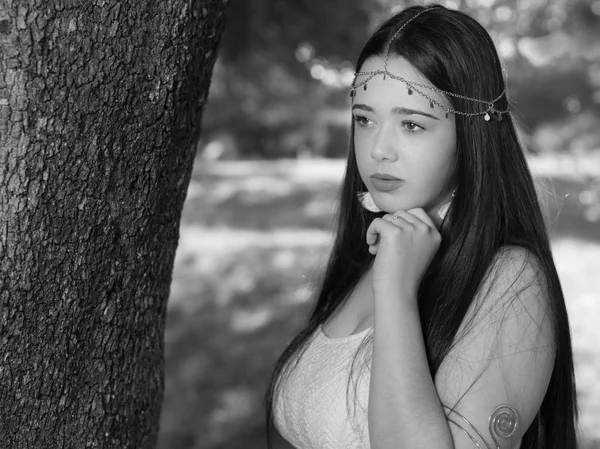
[
  {"xmin": 410, "ymin": 150, "xmax": 454, "ymax": 189},
  {"xmin": 353, "ymin": 133, "xmax": 367, "ymax": 157},
  {"xmin": 353, "ymin": 137, "xmax": 370, "ymax": 171},
  {"xmin": 434, "ymin": 158, "xmax": 455, "ymax": 193}
]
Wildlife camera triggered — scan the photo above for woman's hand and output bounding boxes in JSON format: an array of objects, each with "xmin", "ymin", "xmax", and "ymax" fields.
[{"xmin": 366, "ymin": 208, "xmax": 441, "ymax": 295}]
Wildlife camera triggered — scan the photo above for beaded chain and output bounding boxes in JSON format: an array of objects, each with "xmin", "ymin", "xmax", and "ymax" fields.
[{"xmin": 350, "ymin": 6, "xmax": 510, "ymax": 122}]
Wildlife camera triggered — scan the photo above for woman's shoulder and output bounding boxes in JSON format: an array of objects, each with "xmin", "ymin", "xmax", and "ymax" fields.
[
  {"xmin": 470, "ymin": 244, "xmax": 551, "ymax": 328},
  {"xmin": 486, "ymin": 244, "xmax": 545, "ymax": 290},
  {"xmin": 493, "ymin": 244, "xmax": 540, "ymax": 268}
]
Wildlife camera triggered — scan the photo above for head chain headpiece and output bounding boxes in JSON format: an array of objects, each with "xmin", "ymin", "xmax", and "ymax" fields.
[{"xmin": 350, "ymin": 6, "xmax": 509, "ymax": 122}]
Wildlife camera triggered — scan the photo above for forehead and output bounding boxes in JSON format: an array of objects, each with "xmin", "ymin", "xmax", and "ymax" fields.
[{"xmin": 353, "ymin": 56, "xmax": 450, "ymax": 110}]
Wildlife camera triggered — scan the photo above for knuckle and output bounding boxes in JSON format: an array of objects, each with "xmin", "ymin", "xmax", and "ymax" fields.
[{"xmin": 389, "ymin": 226, "xmax": 402, "ymax": 237}]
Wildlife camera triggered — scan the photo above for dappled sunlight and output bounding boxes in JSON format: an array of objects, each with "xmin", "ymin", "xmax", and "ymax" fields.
[
  {"xmin": 528, "ymin": 150, "xmax": 600, "ymax": 179},
  {"xmin": 209, "ymin": 387, "xmax": 259, "ymax": 435},
  {"xmin": 303, "ymin": 195, "xmax": 339, "ymax": 218},
  {"xmin": 159, "ymin": 158, "xmax": 600, "ymax": 449},
  {"xmin": 271, "ymin": 248, "xmax": 300, "ymax": 271},
  {"xmin": 179, "ymin": 161, "xmax": 342, "ymax": 231},
  {"xmin": 517, "ymin": 31, "xmax": 574, "ymax": 67},
  {"xmin": 211, "ymin": 176, "xmax": 297, "ymax": 204},
  {"xmin": 176, "ymin": 225, "xmax": 333, "ymax": 253},
  {"xmin": 530, "ymin": 117, "xmax": 600, "ymax": 157},
  {"xmin": 196, "ymin": 159, "xmax": 346, "ymax": 182},
  {"xmin": 230, "ymin": 307, "xmax": 275, "ymax": 333}
]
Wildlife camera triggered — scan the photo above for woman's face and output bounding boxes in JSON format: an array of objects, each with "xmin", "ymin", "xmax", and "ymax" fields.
[{"xmin": 352, "ymin": 56, "xmax": 457, "ymax": 219}]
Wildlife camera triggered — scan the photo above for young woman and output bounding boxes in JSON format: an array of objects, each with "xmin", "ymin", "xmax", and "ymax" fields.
[{"xmin": 265, "ymin": 4, "xmax": 578, "ymax": 448}]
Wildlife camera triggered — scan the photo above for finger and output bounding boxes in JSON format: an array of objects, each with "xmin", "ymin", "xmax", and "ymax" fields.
[
  {"xmin": 366, "ymin": 217, "xmax": 395, "ymax": 246},
  {"xmin": 405, "ymin": 209, "xmax": 442, "ymax": 245},
  {"xmin": 388, "ymin": 209, "xmax": 423, "ymax": 230},
  {"xmin": 366, "ymin": 234, "xmax": 379, "ymax": 252},
  {"xmin": 383, "ymin": 212, "xmax": 414, "ymax": 230},
  {"xmin": 366, "ymin": 218, "xmax": 381, "ymax": 246},
  {"xmin": 382, "ymin": 214, "xmax": 397, "ymax": 226},
  {"xmin": 366, "ymin": 233, "xmax": 379, "ymax": 246},
  {"xmin": 406, "ymin": 208, "xmax": 437, "ymax": 229},
  {"xmin": 366, "ymin": 223, "xmax": 379, "ymax": 245},
  {"xmin": 365, "ymin": 219, "xmax": 378, "ymax": 254}
]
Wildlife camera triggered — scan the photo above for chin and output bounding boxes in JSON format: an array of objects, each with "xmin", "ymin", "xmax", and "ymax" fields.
[{"xmin": 377, "ymin": 200, "xmax": 414, "ymax": 214}]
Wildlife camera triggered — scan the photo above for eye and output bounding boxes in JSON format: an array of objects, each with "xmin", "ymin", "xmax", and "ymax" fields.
[
  {"xmin": 402, "ymin": 121, "xmax": 424, "ymax": 133},
  {"xmin": 353, "ymin": 115, "xmax": 373, "ymax": 127}
]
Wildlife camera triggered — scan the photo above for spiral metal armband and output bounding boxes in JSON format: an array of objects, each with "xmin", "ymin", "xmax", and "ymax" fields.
[
  {"xmin": 489, "ymin": 405, "xmax": 519, "ymax": 448},
  {"xmin": 443, "ymin": 404, "xmax": 519, "ymax": 449}
]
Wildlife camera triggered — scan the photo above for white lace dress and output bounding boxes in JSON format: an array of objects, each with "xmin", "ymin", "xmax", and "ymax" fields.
[{"xmin": 274, "ymin": 325, "xmax": 374, "ymax": 449}]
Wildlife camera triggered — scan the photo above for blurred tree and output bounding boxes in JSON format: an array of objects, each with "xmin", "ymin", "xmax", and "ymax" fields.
[
  {"xmin": 220, "ymin": 0, "xmax": 373, "ymax": 72},
  {"xmin": 203, "ymin": 0, "xmax": 600, "ymax": 158},
  {"xmin": 201, "ymin": 0, "xmax": 375, "ymax": 159},
  {"xmin": 0, "ymin": 0, "xmax": 226, "ymax": 447}
]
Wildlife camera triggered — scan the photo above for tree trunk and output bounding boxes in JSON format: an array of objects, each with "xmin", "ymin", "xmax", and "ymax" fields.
[{"xmin": 0, "ymin": 0, "xmax": 227, "ymax": 447}]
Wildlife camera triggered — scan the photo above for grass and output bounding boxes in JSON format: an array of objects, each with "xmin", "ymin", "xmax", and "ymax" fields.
[{"xmin": 157, "ymin": 156, "xmax": 600, "ymax": 449}]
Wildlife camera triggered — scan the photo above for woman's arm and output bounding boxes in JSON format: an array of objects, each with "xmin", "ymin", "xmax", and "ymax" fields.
[
  {"xmin": 366, "ymin": 210, "xmax": 555, "ymax": 449},
  {"xmin": 369, "ymin": 286, "xmax": 454, "ymax": 448},
  {"xmin": 433, "ymin": 246, "xmax": 555, "ymax": 448}
]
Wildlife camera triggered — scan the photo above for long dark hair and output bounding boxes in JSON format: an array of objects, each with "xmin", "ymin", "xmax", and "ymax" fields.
[{"xmin": 265, "ymin": 4, "xmax": 578, "ymax": 448}]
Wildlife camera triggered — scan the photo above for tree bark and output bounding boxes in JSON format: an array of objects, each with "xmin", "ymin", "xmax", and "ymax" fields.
[{"xmin": 0, "ymin": 0, "xmax": 227, "ymax": 447}]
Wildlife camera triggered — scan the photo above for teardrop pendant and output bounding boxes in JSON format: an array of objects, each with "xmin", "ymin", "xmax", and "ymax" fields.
[
  {"xmin": 364, "ymin": 83, "xmax": 367, "ymax": 91},
  {"xmin": 445, "ymin": 112, "xmax": 449, "ymax": 119},
  {"xmin": 484, "ymin": 112, "xmax": 491, "ymax": 121},
  {"xmin": 430, "ymin": 101, "xmax": 434, "ymax": 108},
  {"xmin": 407, "ymin": 87, "xmax": 413, "ymax": 95}
]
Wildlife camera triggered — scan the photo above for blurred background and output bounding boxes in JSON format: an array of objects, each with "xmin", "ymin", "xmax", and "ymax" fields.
[{"xmin": 157, "ymin": 0, "xmax": 600, "ymax": 448}]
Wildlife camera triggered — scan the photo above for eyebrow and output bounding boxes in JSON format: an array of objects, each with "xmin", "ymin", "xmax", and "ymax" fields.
[{"xmin": 352, "ymin": 103, "xmax": 440, "ymax": 121}]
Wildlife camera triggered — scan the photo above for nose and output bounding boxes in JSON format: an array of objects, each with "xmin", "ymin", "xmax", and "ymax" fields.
[{"xmin": 370, "ymin": 123, "xmax": 398, "ymax": 162}]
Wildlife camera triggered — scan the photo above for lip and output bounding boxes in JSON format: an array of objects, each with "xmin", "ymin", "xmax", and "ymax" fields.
[
  {"xmin": 370, "ymin": 173, "xmax": 405, "ymax": 192},
  {"xmin": 371, "ymin": 172, "xmax": 403, "ymax": 181}
]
